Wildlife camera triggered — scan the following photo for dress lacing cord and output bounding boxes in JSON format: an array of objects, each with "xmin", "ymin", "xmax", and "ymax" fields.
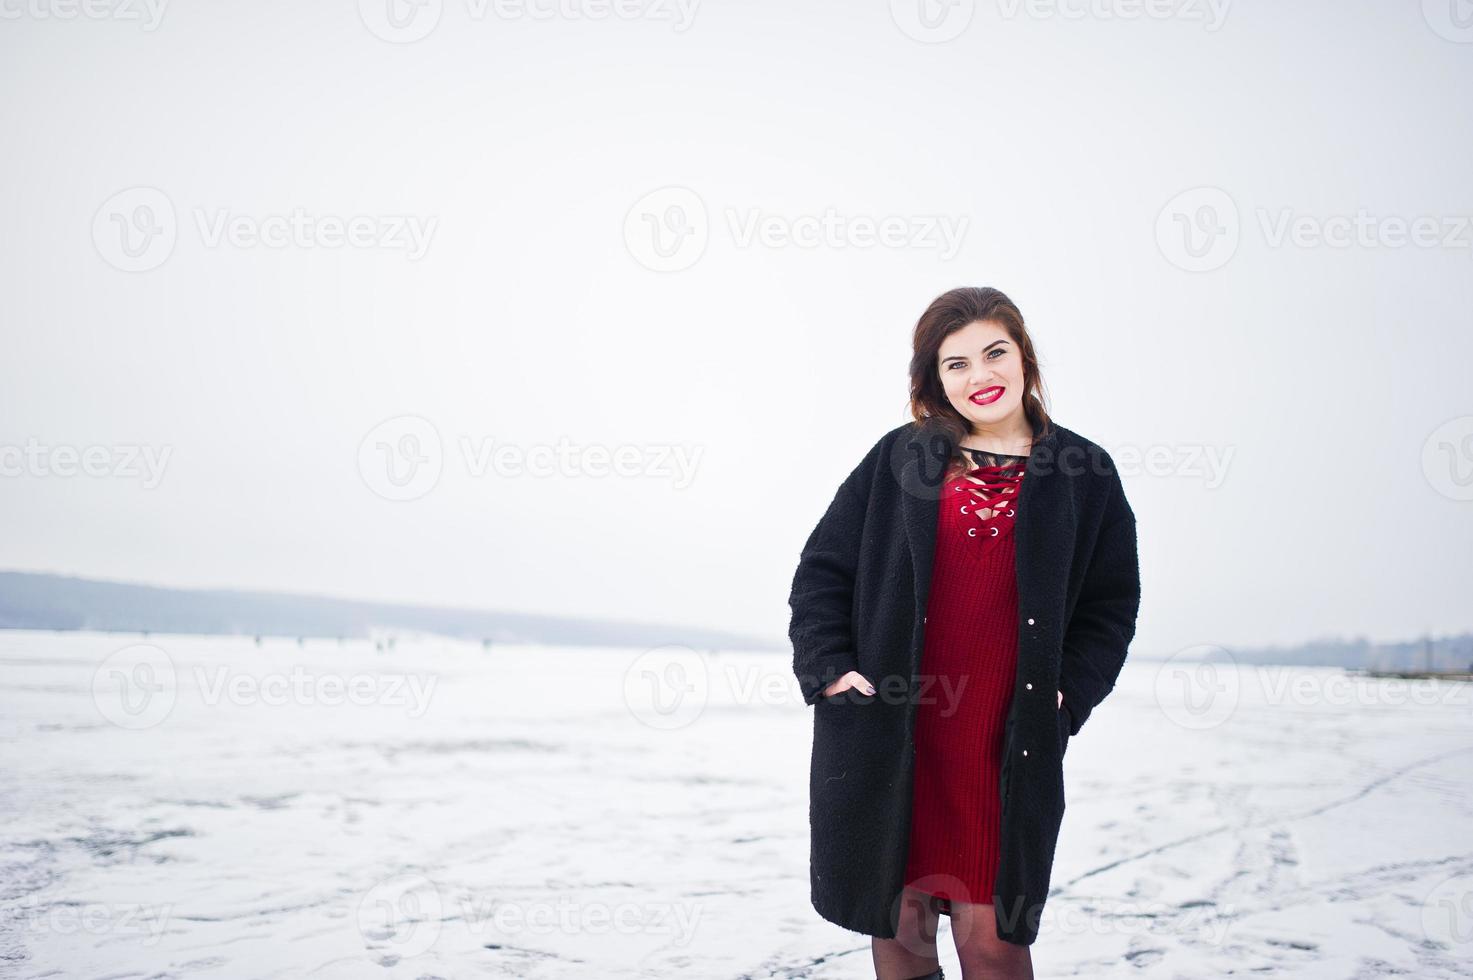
[{"xmin": 953, "ymin": 462, "xmax": 1025, "ymax": 537}]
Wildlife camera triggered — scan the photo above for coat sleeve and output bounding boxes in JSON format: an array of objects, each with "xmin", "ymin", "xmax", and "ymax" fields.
[
  {"xmin": 1057, "ymin": 469, "xmax": 1140, "ymax": 736},
  {"xmin": 788, "ymin": 471, "xmax": 869, "ymax": 707}
]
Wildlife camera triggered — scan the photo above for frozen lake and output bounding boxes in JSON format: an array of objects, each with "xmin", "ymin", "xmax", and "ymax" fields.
[{"xmin": 1, "ymin": 630, "xmax": 1470, "ymax": 978}]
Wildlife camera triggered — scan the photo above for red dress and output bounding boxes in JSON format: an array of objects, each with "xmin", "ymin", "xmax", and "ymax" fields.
[{"xmin": 903, "ymin": 448, "xmax": 1027, "ymax": 909}]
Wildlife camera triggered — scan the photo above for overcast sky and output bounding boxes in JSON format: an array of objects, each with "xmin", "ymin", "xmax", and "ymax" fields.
[{"xmin": 2, "ymin": 0, "xmax": 1471, "ymax": 658}]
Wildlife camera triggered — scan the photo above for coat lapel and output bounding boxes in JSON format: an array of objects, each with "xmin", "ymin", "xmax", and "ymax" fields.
[{"xmin": 899, "ymin": 423, "xmax": 946, "ymax": 620}]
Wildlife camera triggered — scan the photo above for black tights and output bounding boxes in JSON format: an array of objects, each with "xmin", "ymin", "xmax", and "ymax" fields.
[{"xmin": 871, "ymin": 887, "xmax": 1034, "ymax": 980}]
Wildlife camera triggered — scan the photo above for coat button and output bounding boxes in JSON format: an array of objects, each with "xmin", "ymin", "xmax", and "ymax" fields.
[
  {"xmin": 1027, "ymin": 618, "xmax": 1035, "ymax": 625},
  {"xmin": 1022, "ymin": 749, "xmax": 1029, "ymax": 757},
  {"xmin": 1025, "ymin": 682, "xmax": 1032, "ymax": 690}
]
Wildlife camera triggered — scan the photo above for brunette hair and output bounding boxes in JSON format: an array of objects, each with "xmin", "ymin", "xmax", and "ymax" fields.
[{"xmin": 907, "ymin": 286, "xmax": 1052, "ymax": 474}]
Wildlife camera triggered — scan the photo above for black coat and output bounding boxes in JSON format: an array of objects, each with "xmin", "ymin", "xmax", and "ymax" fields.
[{"xmin": 787, "ymin": 418, "xmax": 1141, "ymax": 946}]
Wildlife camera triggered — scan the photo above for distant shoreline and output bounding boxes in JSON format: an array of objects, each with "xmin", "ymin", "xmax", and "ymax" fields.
[
  {"xmin": 3, "ymin": 570, "xmax": 1468, "ymax": 671},
  {"xmin": 0, "ymin": 570, "xmax": 780, "ymax": 653}
]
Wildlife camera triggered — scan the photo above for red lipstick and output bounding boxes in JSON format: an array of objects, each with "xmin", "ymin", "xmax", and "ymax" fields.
[{"xmin": 969, "ymin": 386, "xmax": 1004, "ymax": 406}]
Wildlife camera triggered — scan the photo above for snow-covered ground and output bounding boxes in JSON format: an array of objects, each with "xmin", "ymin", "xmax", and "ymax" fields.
[{"xmin": 1, "ymin": 630, "xmax": 1470, "ymax": 978}]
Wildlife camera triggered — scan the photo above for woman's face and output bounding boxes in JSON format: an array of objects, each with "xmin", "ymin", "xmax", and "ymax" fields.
[{"xmin": 937, "ymin": 319, "xmax": 1027, "ymax": 431}]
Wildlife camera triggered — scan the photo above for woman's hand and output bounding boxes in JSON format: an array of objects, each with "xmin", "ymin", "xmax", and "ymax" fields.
[
  {"xmin": 1057, "ymin": 689, "xmax": 1064, "ymax": 709},
  {"xmin": 822, "ymin": 670, "xmax": 876, "ymax": 699}
]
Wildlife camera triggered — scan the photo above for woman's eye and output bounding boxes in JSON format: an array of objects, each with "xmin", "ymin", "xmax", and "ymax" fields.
[
  {"xmin": 947, "ymin": 361, "xmax": 965, "ymax": 370},
  {"xmin": 987, "ymin": 348, "xmax": 1006, "ymax": 359}
]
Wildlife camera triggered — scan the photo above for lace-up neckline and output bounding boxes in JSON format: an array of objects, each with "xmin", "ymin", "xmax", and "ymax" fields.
[{"xmin": 947, "ymin": 446, "xmax": 1027, "ymax": 541}]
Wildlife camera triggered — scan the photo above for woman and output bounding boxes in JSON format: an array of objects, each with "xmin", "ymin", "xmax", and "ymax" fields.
[{"xmin": 787, "ymin": 286, "xmax": 1141, "ymax": 980}]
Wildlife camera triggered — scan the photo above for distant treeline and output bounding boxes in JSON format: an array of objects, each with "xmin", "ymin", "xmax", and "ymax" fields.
[
  {"xmin": 1206, "ymin": 634, "xmax": 1473, "ymax": 671},
  {"xmin": 0, "ymin": 570, "xmax": 777, "ymax": 652}
]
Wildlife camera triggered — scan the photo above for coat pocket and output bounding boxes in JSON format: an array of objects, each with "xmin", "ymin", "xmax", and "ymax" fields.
[
  {"xmin": 817, "ymin": 686, "xmax": 878, "ymax": 707},
  {"xmin": 998, "ymin": 715, "xmax": 1015, "ymax": 810}
]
